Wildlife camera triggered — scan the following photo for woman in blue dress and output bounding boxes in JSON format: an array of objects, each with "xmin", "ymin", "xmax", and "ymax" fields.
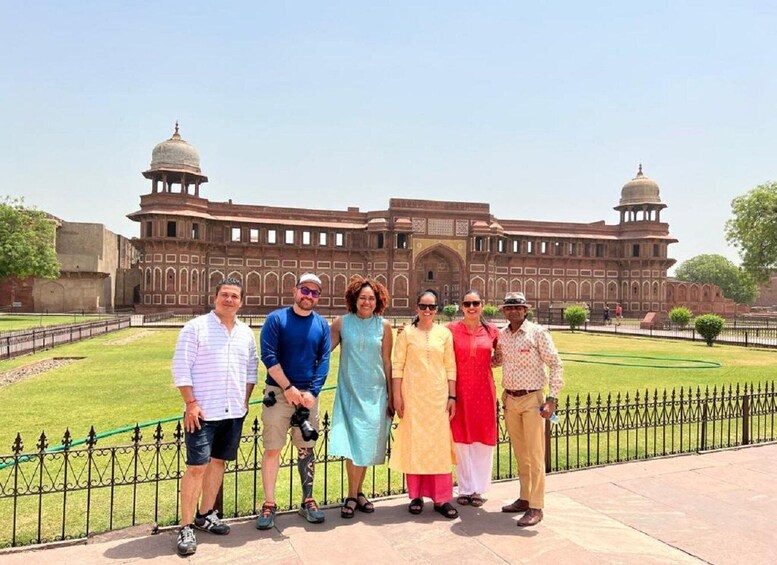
[{"xmin": 330, "ymin": 277, "xmax": 394, "ymax": 518}]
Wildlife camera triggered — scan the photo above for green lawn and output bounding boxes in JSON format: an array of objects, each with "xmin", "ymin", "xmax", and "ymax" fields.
[
  {"xmin": 1, "ymin": 328, "xmax": 775, "ymax": 449},
  {"xmin": 0, "ymin": 314, "xmax": 111, "ymax": 333},
  {"xmin": 0, "ymin": 328, "xmax": 775, "ymax": 547}
]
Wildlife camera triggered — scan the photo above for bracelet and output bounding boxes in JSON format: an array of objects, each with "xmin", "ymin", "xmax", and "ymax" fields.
[
  {"xmin": 284, "ymin": 383, "xmax": 294, "ymax": 391},
  {"xmin": 185, "ymin": 399, "xmax": 197, "ymax": 405},
  {"xmin": 448, "ymin": 395, "xmax": 457, "ymax": 401}
]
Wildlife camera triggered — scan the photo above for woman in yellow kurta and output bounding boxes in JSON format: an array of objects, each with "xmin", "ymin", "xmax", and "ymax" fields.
[{"xmin": 390, "ymin": 289, "xmax": 458, "ymax": 518}]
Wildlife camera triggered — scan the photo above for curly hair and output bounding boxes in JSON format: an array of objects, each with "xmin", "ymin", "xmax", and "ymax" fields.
[{"xmin": 344, "ymin": 277, "xmax": 390, "ymax": 315}]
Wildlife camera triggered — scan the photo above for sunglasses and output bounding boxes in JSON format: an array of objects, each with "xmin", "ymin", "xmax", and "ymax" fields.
[
  {"xmin": 298, "ymin": 286, "xmax": 321, "ymax": 298},
  {"xmin": 503, "ymin": 305, "xmax": 525, "ymax": 311},
  {"xmin": 417, "ymin": 303, "xmax": 438, "ymax": 311},
  {"xmin": 462, "ymin": 300, "xmax": 481, "ymax": 308}
]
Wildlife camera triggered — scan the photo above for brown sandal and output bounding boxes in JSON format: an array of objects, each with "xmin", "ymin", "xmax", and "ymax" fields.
[
  {"xmin": 341, "ymin": 497, "xmax": 358, "ymax": 519},
  {"xmin": 470, "ymin": 494, "xmax": 485, "ymax": 507},
  {"xmin": 457, "ymin": 495, "xmax": 471, "ymax": 505}
]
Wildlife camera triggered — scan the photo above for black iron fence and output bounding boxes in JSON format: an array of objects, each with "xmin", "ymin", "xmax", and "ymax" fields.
[
  {"xmin": 1, "ymin": 381, "xmax": 774, "ymax": 548},
  {"xmin": 0, "ymin": 317, "xmax": 132, "ymax": 360}
]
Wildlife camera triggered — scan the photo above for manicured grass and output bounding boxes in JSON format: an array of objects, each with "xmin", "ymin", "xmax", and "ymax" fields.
[
  {"xmin": 1, "ymin": 327, "xmax": 775, "ymax": 449},
  {"xmin": 0, "ymin": 327, "xmax": 775, "ymax": 547},
  {"xmin": 0, "ymin": 314, "xmax": 111, "ymax": 333}
]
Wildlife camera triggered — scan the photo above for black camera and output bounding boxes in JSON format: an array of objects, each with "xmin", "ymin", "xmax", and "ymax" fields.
[
  {"xmin": 262, "ymin": 390, "xmax": 277, "ymax": 407},
  {"xmin": 290, "ymin": 406, "xmax": 318, "ymax": 442}
]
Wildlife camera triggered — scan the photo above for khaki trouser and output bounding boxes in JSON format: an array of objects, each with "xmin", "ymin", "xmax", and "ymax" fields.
[{"xmin": 502, "ymin": 389, "xmax": 546, "ymax": 509}]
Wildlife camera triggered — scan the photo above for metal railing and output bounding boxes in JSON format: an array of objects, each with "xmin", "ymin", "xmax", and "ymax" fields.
[
  {"xmin": 1, "ymin": 381, "xmax": 774, "ymax": 548},
  {"xmin": 0, "ymin": 317, "xmax": 132, "ymax": 360}
]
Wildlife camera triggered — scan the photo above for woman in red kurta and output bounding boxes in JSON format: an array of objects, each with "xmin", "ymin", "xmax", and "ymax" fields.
[{"xmin": 448, "ymin": 290, "xmax": 498, "ymax": 507}]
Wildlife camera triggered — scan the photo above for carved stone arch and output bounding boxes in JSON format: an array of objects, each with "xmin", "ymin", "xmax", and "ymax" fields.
[
  {"xmin": 227, "ymin": 271, "xmax": 243, "ymax": 284},
  {"xmin": 702, "ymin": 284, "xmax": 711, "ymax": 301},
  {"xmin": 165, "ymin": 267, "xmax": 176, "ymax": 292},
  {"xmin": 246, "ymin": 271, "xmax": 261, "ymax": 295},
  {"xmin": 566, "ymin": 280, "xmax": 578, "ymax": 301},
  {"xmin": 333, "ymin": 273, "xmax": 348, "ymax": 297},
  {"xmin": 538, "ymin": 279, "xmax": 550, "ymax": 301},
  {"xmin": 191, "ymin": 269, "xmax": 199, "ymax": 294},
  {"xmin": 510, "ymin": 278, "xmax": 522, "ymax": 293},
  {"xmin": 594, "ymin": 280, "xmax": 605, "ymax": 300},
  {"xmin": 580, "ymin": 280, "xmax": 591, "ymax": 300},
  {"xmin": 622, "ymin": 281, "xmax": 629, "ymax": 301},
  {"xmin": 469, "ymin": 276, "xmax": 485, "ymax": 295},
  {"xmin": 678, "ymin": 284, "xmax": 687, "ymax": 301},
  {"xmin": 496, "ymin": 277, "xmax": 508, "ymax": 300},
  {"xmin": 180, "ymin": 267, "xmax": 189, "ymax": 293},
  {"xmin": 392, "ymin": 274, "xmax": 408, "ymax": 298},
  {"xmin": 375, "ymin": 274, "xmax": 388, "ymax": 290},
  {"xmin": 689, "ymin": 284, "xmax": 699, "ymax": 302},
  {"xmin": 607, "ymin": 281, "xmax": 617, "ymax": 301},
  {"xmin": 641, "ymin": 280, "xmax": 650, "ymax": 300},
  {"xmin": 413, "ymin": 242, "xmax": 465, "ymax": 304},
  {"xmin": 632, "ymin": 281, "xmax": 640, "ymax": 299},
  {"xmin": 154, "ymin": 267, "xmax": 162, "ymax": 292},
  {"xmin": 653, "ymin": 281, "xmax": 660, "ymax": 302},
  {"xmin": 524, "ymin": 279, "xmax": 536, "ymax": 302},
  {"xmin": 552, "ymin": 279, "xmax": 564, "ymax": 301},
  {"xmin": 282, "ymin": 272, "xmax": 297, "ymax": 294},
  {"xmin": 209, "ymin": 271, "xmax": 224, "ymax": 294},
  {"xmin": 319, "ymin": 273, "xmax": 331, "ymax": 296},
  {"xmin": 264, "ymin": 272, "xmax": 279, "ymax": 295},
  {"xmin": 144, "ymin": 268, "xmax": 152, "ymax": 291},
  {"xmin": 488, "ymin": 277, "xmax": 495, "ymax": 299}
]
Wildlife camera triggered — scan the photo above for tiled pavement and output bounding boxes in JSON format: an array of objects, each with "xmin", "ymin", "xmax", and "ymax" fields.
[{"xmin": 2, "ymin": 443, "xmax": 775, "ymax": 564}]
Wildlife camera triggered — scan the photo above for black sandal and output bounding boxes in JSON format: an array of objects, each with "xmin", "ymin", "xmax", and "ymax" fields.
[
  {"xmin": 356, "ymin": 492, "xmax": 375, "ymax": 513},
  {"xmin": 433, "ymin": 502, "xmax": 459, "ymax": 519},
  {"xmin": 408, "ymin": 498, "xmax": 424, "ymax": 514},
  {"xmin": 341, "ymin": 497, "xmax": 358, "ymax": 519}
]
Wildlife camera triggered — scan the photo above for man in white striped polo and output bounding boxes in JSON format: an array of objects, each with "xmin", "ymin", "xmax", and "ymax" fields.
[{"xmin": 171, "ymin": 278, "xmax": 259, "ymax": 556}]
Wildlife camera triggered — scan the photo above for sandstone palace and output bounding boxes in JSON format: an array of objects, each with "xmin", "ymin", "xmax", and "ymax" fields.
[{"xmin": 128, "ymin": 125, "xmax": 736, "ymax": 317}]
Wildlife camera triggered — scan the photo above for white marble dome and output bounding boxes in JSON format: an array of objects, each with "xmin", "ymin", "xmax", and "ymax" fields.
[
  {"xmin": 619, "ymin": 165, "xmax": 661, "ymax": 206},
  {"xmin": 148, "ymin": 123, "xmax": 202, "ymax": 174}
]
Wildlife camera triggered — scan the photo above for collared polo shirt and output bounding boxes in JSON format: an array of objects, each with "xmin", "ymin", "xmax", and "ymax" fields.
[{"xmin": 172, "ymin": 311, "xmax": 259, "ymax": 420}]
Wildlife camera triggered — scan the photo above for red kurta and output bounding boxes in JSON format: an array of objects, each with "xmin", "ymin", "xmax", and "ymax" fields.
[{"xmin": 449, "ymin": 321, "xmax": 498, "ymax": 445}]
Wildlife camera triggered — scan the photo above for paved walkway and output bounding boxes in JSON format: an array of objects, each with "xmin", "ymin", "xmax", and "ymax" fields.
[{"xmin": 2, "ymin": 443, "xmax": 776, "ymax": 564}]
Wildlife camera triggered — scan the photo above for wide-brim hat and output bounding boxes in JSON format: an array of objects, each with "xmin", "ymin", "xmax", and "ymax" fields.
[
  {"xmin": 500, "ymin": 292, "xmax": 531, "ymax": 309},
  {"xmin": 297, "ymin": 272, "xmax": 322, "ymax": 289}
]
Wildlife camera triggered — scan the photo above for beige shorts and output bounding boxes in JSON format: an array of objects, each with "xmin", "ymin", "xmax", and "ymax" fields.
[{"xmin": 261, "ymin": 385, "xmax": 320, "ymax": 450}]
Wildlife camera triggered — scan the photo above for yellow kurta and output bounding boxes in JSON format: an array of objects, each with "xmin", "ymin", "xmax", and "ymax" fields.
[{"xmin": 389, "ymin": 324, "xmax": 457, "ymax": 474}]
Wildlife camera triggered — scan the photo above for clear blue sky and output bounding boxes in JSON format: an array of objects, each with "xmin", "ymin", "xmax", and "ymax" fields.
[{"xmin": 3, "ymin": 1, "xmax": 775, "ymax": 273}]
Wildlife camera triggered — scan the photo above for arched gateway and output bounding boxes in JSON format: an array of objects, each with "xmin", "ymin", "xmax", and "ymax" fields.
[{"xmin": 413, "ymin": 243, "xmax": 465, "ymax": 306}]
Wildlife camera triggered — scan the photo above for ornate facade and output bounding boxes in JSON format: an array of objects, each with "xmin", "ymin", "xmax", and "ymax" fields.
[{"xmin": 128, "ymin": 126, "xmax": 681, "ymax": 316}]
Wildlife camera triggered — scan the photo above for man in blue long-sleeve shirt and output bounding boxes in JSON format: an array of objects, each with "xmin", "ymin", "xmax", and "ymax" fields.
[{"xmin": 257, "ymin": 273, "xmax": 331, "ymax": 529}]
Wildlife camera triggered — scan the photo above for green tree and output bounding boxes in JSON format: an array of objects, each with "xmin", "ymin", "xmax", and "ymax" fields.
[
  {"xmin": 442, "ymin": 304, "xmax": 458, "ymax": 321},
  {"xmin": 694, "ymin": 314, "xmax": 725, "ymax": 347},
  {"xmin": 675, "ymin": 254, "xmax": 757, "ymax": 304},
  {"xmin": 668, "ymin": 306, "xmax": 692, "ymax": 329},
  {"xmin": 0, "ymin": 197, "xmax": 60, "ymax": 303},
  {"xmin": 725, "ymin": 181, "xmax": 777, "ymax": 284},
  {"xmin": 564, "ymin": 305, "xmax": 587, "ymax": 331}
]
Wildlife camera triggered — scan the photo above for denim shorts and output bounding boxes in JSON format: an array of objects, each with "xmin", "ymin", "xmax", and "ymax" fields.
[{"xmin": 185, "ymin": 416, "xmax": 246, "ymax": 466}]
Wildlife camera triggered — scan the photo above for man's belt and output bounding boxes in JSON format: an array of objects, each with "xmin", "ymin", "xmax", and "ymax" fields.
[{"xmin": 504, "ymin": 389, "xmax": 539, "ymax": 398}]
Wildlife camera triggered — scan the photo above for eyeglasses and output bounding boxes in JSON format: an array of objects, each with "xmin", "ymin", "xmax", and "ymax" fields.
[
  {"xmin": 462, "ymin": 301, "xmax": 481, "ymax": 308},
  {"xmin": 298, "ymin": 286, "xmax": 321, "ymax": 298},
  {"xmin": 417, "ymin": 304, "xmax": 438, "ymax": 311}
]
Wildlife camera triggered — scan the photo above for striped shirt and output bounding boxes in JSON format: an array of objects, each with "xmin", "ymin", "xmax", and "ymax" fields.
[
  {"xmin": 497, "ymin": 320, "xmax": 564, "ymax": 397},
  {"xmin": 172, "ymin": 311, "xmax": 259, "ymax": 421}
]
